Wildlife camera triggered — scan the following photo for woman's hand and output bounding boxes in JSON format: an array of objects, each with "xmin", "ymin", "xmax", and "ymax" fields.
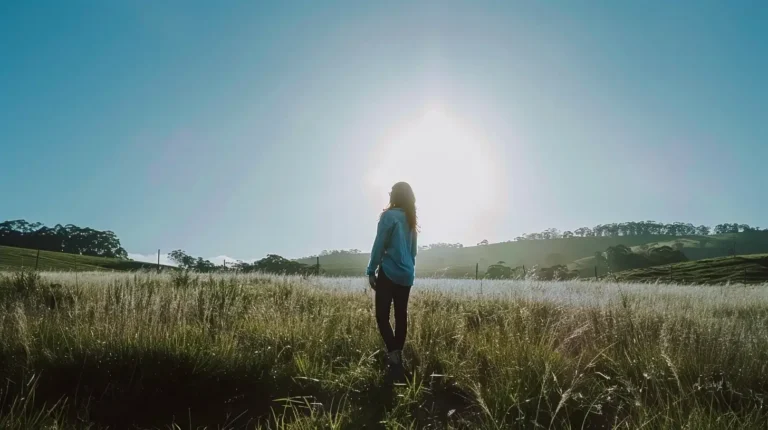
[{"xmin": 368, "ymin": 275, "xmax": 377, "ymax": 291}]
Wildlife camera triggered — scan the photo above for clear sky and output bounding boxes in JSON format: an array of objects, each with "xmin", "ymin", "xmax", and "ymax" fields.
[{"xmin": 2, "ymin": 1, "xmax": 767, "ymax": 263}]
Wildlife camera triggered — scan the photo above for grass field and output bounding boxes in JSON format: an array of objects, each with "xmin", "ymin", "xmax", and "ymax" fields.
[
  {"xmin": 1, "ymin": 271, "xmax": 767, "ymax": 429},
  {"xmin": 0, "ymin": 245, "xmax": 170, "ymax": 272}
]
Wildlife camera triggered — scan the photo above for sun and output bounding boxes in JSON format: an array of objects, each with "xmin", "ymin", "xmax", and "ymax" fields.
[{"xmin": 366, "ymin": 108, "xmax": 500, "ymax": 244}]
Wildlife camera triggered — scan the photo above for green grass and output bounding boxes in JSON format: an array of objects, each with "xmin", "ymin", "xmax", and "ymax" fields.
[
  {"xmin": 613, "ymin": 254, "xmax": 768, "ymax": 285},
  {"xmin": 300, "ymin": 232, "xmax": 768, "ymax": 278},
  {"xmin": 0, "ymin": 245, "xmax": 170, "ymax": 272},
  {"xmin": 1, "ymin": 271, "xmax": 767, "ymax": 429}
]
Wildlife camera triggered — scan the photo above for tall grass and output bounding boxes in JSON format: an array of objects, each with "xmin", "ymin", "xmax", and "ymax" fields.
[{"xmin": 0, "ymin": 270, "xmax": 767, "ymax": 428}]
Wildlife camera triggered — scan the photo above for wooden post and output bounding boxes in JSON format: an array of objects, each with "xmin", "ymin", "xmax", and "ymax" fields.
[
  {"xmin": 475, "ymin": 263, "xmax": 479, "ymax": 280},
  {"xmin": 157, "ymin": 249, "xmax": 161, "ymax": 272},
  {"xmin": 594, "ymin": 266, "xmax": 598, "ymax": 281},
  {"xmin": 669, "ymin": 265, "xmax": 672, "ymax": 282},
  {"xmin": 35, "ymin": 249, "xmax": 40, "ymax": 271},
  {"xmin": 744, "ymin": 268, "xmax": 747, "ymax": 286},
  {"xmin": 316, "ymin": 256, "xmax": 320, "ymax": 275},
  {"xmin": 523, "ymin": 265, "xmax": 527, "ymax": 278}
]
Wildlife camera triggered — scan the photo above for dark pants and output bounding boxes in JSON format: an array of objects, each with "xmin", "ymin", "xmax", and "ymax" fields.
[{"xmin": 375, "ymin": 269, "xmax": 412, "ymax": 352}]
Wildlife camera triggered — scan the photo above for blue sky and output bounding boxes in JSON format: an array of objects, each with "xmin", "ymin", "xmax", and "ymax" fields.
[{"xmin": 1, "ymin": 1, "xmax": 767, "ymax": 263}]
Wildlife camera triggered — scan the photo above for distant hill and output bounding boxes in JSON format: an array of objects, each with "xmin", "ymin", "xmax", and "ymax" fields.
[
  {"xmin": 0, "ymin": 245, "xmax": 169, "ymax": 272},
  {"xmin": 298, "ymin": 232, "xmax": 768, "ymax": 278},
  {"xmin": 613, "ymin": 254, "xmax": 768, "ymax": 285},
  {"xmin": 570, "ymin": 232, "xmax": 768, "ymax": 276}
]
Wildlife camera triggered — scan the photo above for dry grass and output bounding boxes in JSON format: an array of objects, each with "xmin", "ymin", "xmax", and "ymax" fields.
[{"xmin": 1, "ymin": 270, "xmax": 767, "ymax": 429}]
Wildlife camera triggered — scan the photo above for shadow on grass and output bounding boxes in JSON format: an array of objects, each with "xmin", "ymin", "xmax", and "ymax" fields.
[{"xmin": 0, "ymin": 349, "xmax": 480, "ymax": 429}]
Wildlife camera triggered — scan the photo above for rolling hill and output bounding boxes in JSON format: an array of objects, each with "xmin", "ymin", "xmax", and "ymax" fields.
[
  {"xmin": 0, "ymin": 245, "xmax": 169, "ymax": 272},
  {"xmin": 299, "ymin": 231, "xmax": 768, "ymax": 278},
  {"xmin": 613, "ymin": 254, "xmax": 768, "ymax": 285},
  {"xmin": 569, "ymin": 232, "xmax": 768, "ymax": 276}
]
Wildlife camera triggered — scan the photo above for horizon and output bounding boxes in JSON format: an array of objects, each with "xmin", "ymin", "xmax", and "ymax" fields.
[{"xmin": 2, "ymin": 1, "xmax": 767, "ymax": 264}]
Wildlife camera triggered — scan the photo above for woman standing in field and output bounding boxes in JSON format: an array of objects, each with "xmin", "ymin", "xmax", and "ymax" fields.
[{"xmin": 366, "ymin": 181, "xmax": 418, "ymax": 380}]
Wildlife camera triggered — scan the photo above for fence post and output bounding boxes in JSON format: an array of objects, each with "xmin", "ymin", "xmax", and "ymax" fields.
[
  {"xmin": 594, "ymin": 266, "xmax": 598, "ymax": 281},
  {"xmin": 523, "ymin": 265, "xmax": 527, "ymax": 278},
  {"xmin": 744, "ymin": 268, "xmax": 747, "ymax": 286},
  {"xmin": 35, "ymin": 249, "xmax": 40, "ymax": 271},
  {"xmin": 669, "ymin": 265, "xmax": 672, "ymax": 282},
  {"xmin": 475, "ymin": 263, "xmax": 479, "ymax": 280},
  {"xmin": 157, "ymin": 249, "xmax": 161, "ymax": 272},
  {"xmin": 316, "ymin": 256, "xmax": 320, "ymax": 275}
]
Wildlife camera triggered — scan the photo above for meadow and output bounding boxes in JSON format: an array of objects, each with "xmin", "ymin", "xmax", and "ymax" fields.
[
  {"xmin": 1, "ymin": 270, "xmax": 767, "ymax": 429},
  {"xmin": 0, "ymin": 245, "xmax": 166, "ymax": 272}
]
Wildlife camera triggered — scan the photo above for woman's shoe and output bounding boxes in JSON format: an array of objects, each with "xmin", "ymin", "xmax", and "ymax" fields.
[{"xmin": 386, "ymin": 350, "xmax": 406, "ymax": 383}]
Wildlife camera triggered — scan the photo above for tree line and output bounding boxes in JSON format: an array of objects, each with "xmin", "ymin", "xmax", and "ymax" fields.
[
  {"xmin": 169, "ymin": 249, "xmax": 319, "ymax": 275},
  {"xmin": 484, "ymin": 261, "xmax": 578, "ymax": 281},
  {"xmin": 0, "ymin": 219, "xmax": 128, "ymax": 259},
  {"xmin": 595, "ymin": 244, "xmax": 688, "ymax": 272},
  {"xmin": 511, "ymin": 221, "xmax": 763, "ymax": 241}
]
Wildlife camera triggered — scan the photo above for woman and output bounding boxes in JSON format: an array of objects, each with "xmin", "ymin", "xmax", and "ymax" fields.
[{"xmin": 366, "ymin": 181, "xmax": 418, "ymax": 378}]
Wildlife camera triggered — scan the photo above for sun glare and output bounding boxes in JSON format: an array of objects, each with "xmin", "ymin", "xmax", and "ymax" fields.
[{"xmin": 367, "ymin": 108, "xmax": 499, "ymax": 244}]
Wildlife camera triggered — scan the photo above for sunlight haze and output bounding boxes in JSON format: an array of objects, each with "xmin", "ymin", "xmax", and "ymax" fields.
[
  {"xmin": 2, "ymin": 1, "xmax": 766, "ymax": 262},
  {"xmin": 366, "ymin": 108, "xmax": 505, "ymax": 245}
]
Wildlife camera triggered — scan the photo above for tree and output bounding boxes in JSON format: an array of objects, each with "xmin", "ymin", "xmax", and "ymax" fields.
[
  {"xmin": 194, "ymin": 257, "xmax": 217, "ymax": 272},
  {"xmin": 485, "ymin": 261, "xmax": 525, "ymax": 279},
  {"xmin": 169, "ymin": 250, "xmax": 197, "ymax": 269},
  {"xmin": 664, "ymin": 223, "xmax": 679, "ymax": 236},
  {"xmin": 605, "ymin": 245, "xmax": 634, "ymax": 271},
  {"xmin": 714, "ymin": 223, "xmax": 739, "ymax": 234},
  {"xmin": 696, "ymin": 225, "xmax": 711, "ymax": 236},
  {"xmin": 533, "ymin": 265, "xmax": 578, "ymax": 281},
  {"xmin": 543, "ymin": 228, "xmax": 562, "ymax": 239},
  {"xmin": 647, "ymin": 246, "xmax": 688, "ymax": 265},
  {"xmin": 485, "ymin": 261, "xmax": 514, "ymax": 279},
  {"xmin": 478, "ymin": 239, "xmax": 489, "ymax": 246},
  {"xmin": 603, "ymin": 244, "xmax": 687, "ymax": 272},
  {"xmin": 252, "ymin": 254, "xmax": 314, "ymax": 275},
  {"xmin": 605, "ymin": 223, "xmax": 620, "ymax": 237}
]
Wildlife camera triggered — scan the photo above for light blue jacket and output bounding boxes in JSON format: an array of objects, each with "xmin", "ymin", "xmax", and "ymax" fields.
[{"xmin": 366, "ymin": 208, "xmax": 417, "ymax": 286}]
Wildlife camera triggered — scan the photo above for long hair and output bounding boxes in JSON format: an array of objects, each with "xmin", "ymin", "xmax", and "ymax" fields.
[{"xmin": 383, "ymin": 181, "xmax": 418, "ymax": 232}]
